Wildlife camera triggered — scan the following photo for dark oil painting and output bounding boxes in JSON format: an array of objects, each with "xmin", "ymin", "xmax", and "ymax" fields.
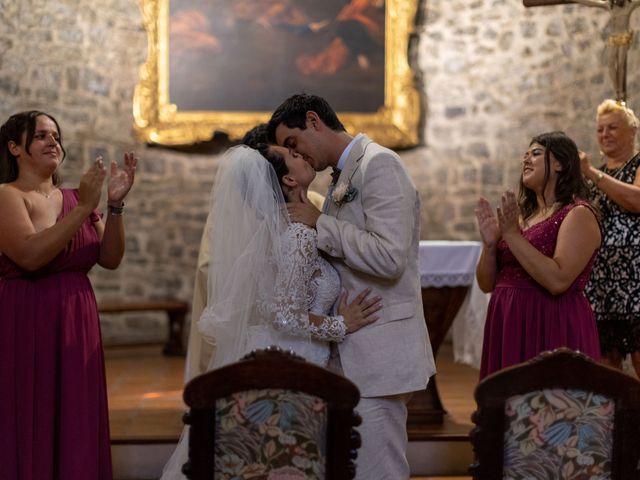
[{"xmin": 168, "ymin": 0, "xmax": 386, "ymax": 113}]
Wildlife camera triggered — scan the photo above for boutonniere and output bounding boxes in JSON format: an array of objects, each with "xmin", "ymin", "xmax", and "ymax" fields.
[{"xmin": 331, "ymin": 180, "xmax": 358, "ymax": 206}]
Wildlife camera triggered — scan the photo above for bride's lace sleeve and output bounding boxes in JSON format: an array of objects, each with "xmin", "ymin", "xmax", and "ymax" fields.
[{"xmin": 271, "ymin": 223, "xmax": 346, "ymax": 342}]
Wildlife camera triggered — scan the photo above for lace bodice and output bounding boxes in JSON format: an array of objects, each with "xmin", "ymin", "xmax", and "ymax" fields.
[
  {"xmin": 247, "ymin": 223, "xmax": 344, "ymax": 367},
  {"xmin": 272, "ymin": 222, "xmax": 345, "ymax": 341}
]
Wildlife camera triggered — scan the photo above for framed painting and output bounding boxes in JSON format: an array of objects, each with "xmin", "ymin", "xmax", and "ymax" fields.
[{"xmin": 134, "ymin": 0, "xmax": 421, "ymax": 148}]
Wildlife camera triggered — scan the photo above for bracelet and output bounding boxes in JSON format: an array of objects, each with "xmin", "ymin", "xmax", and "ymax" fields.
[
  {"xmin": 594, "ymin": 171, "xmax": 605, "ymax": 186},
  {"xmin": 108, "ymin": 203, "xmax": 124, "ymax": 216}
]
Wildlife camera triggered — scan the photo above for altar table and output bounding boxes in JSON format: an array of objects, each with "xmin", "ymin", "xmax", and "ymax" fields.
[{"xmin": 407, "ymin": 241, "xmax": 490, "ymax": 436}]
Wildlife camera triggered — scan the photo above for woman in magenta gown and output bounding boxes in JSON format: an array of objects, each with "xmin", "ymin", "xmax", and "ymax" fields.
[
  {"xmin": 0, "ymin": 111, "xmax": 136, "ymax": 479},
  {"xmin": 475, "ymin": 131, "xmax": 602, "ymax": 380}
]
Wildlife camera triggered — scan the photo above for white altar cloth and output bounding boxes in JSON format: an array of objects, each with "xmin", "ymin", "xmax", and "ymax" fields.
[{"xmin": 419, "ymin": 240, "xmax": 489, "ymax": 369}]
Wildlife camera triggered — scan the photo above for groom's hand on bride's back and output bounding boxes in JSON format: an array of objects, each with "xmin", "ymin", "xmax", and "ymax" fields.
[{"xmin": 338, "ymin": 288, "xmax": 383, "ymax": 333}]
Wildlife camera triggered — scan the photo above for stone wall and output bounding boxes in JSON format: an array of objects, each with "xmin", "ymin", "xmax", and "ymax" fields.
[{"xmin": 1, "ymin": 0, "xmax": 637, "ymax": 344}]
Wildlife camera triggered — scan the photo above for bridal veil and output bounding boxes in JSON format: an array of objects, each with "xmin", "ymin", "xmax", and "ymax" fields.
[
  {"xmin": 161, "ymin": 145, "xmax": 289, "ymax": 479},
  {"xmin": 198, "ymin": 145, "xmax": 289, "ymax": 370}
]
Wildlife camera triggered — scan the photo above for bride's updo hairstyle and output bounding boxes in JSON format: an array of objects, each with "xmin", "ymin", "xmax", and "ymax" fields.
[{"xmin": 256, "ymin": 142, "xmax": 290, "ymax": 199}]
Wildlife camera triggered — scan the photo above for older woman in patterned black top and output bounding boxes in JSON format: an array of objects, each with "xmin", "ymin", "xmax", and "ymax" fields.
[{"xmin": 580, "ymin": 99, "xmax": 640, "ymax": 377}]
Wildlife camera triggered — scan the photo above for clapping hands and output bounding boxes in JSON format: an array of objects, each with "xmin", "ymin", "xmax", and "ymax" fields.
[
  {"xmin": 78, "ymin": 157, "xmax": 107, "ymax": 212},
  {"xmin": 475, "ymin": 196, "xmax": 500, "ymax": 249},
  {"xmin": 475, "ymin": 190, "xmax": 521, "ymax": 248},
  {"xmin": 76, "ymin": 152, "xmax": 137, "ymax": 216},
  {"xmin": 108, "ymin": 152, "xmax": 137, "ymax": 206},
  {"xmin": 497, "ymin": 190, "xmax": 520, "ymax": 236},
  {"xmin": 578, "ymin": 150, "xmax": 593, "ymax": 177}
]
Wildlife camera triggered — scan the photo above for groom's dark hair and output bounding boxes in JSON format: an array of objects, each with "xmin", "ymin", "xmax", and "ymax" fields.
[{"xmin": 267, "ymin": 94, "xmax": 346, "ymax": 143}]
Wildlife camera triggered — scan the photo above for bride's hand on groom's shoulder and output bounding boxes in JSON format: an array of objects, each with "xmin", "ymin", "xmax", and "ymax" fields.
[{"xmin": 339, "ymin": 288, "xmax": 383, "ymax": 333}]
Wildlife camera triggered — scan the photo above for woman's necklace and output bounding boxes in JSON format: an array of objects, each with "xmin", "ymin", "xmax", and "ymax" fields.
[
  {"xmin": 603, "ymin": 152, "xmax": 638, "ymax": 180},
  {"xmin": 523, "ymin": 201, "xmax": 561, "ymax": 228},
  {"xmin": 33, "ymin": 187, "xmax": 57, "ymax": 199}
]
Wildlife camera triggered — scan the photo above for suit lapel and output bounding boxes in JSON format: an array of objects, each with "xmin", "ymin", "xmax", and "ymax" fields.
[{"xmin": 325, "ymin": 135, "xmax": 371, "ymax": 216}]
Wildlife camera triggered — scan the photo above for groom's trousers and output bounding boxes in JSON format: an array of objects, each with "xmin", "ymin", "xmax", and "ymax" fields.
[
  {"xmin": 328, "ymin": 348, "xmax": 413, "ymax": 480},
  {"xmin": 354, "ymin": 394, "xmax": 412, "ymax": 480}
]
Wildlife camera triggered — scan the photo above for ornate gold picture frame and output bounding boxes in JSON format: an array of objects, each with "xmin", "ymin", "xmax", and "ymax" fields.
[{"xmin": 134, "ymin": 0, "xmax": 420, "ymax": 148}]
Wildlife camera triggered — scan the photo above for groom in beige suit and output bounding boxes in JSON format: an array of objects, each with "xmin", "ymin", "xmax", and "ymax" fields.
[{"xmin": 268, "ymin": 94, "xmax": 435, "ymax": 479}]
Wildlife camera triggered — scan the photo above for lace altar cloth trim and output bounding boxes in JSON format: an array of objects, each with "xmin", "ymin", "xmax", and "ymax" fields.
[{"xmin": 419, "ymin": 241, "xmax": 482, "ymax": 288}]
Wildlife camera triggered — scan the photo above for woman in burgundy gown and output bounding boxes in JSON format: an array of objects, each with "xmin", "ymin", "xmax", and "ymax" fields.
[
  {"xmin": 475, "ymin": 131, "xmax": 602, "ymax": 380},
  {"xmin": 0, "ymin": 111, "xmax": 136, "ymax": 479}
]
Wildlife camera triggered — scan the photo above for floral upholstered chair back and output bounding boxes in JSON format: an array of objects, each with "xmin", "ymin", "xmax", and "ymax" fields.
[
  {"xmin": 470, "ymin": 348, "xmax": 640, "ymax": 480},
  {"xmin": 214, "ymin": 388, "xmax": 327, "ymax": 480},
  {"xmin": 503, "ymin": 388, "xmax": 614, "ymax": 479},
  {"xmin": 182, "ymin": 348, "xmax": 361, "ymax": 480}
]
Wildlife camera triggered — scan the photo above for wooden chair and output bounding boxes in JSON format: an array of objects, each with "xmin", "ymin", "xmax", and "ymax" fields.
[
  {"xmin": 181, "ymin": 346, "xmax": 362, "ymax": 480},
  {"xmin": 470, "ymin": 348, "xmax": 640, "ymax": 479}
]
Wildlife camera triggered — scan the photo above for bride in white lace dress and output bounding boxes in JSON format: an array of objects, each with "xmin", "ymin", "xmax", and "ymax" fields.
[{"xmin": 160, "ymin": 145, "xmax": 380, "ymax": 479}]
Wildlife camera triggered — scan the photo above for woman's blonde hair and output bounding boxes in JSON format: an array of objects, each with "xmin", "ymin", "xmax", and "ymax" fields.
[{"xmin": 597, "ymin": 99, "xmax": 640, "ymax": 129}]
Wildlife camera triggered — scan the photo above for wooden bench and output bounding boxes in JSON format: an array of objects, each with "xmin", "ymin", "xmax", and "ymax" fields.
[{"xmin": 97, "ymin": 301, "xmax": 189, "ymax": 356}]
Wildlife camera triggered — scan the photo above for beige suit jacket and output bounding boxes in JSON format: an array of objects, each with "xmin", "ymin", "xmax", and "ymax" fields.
[{"xmin": 316, "ymin": 135, "xmax": 435, "ymax": 397}]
